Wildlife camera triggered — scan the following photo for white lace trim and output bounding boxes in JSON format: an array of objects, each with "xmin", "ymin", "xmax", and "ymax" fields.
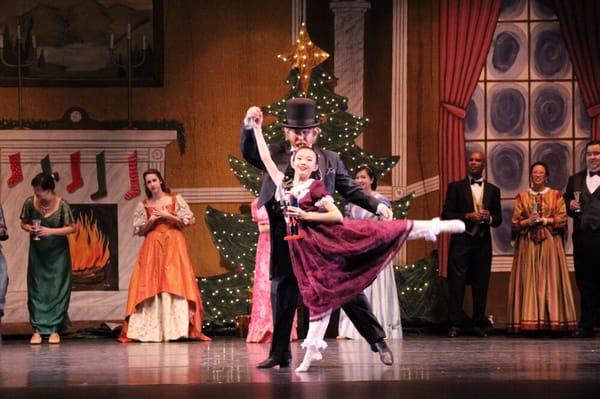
[
  {"xmin": 275, "ymin": 179, "xmax": 314, "ymax": 203},
  {"xmin": 528, "ymin": 187, "xmax": 550, "ymax": 195},
  {"xmin": 289, "ymin": 178, "xmax": 313, "ymax": 200},
  {"xmin": 314, "ymin": 195, "xmax": 334, "ymax": 209},
  {"xmin": 132, "ymin": 201, "xmax": 148, "ymax": 235},
  {"xmin": 301, "ymin": 338, "xmax": 328, "ymax": 350}
]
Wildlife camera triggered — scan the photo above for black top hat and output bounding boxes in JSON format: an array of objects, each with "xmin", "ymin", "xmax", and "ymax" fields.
[{"xmin": 281, "ymin": 98, "xmax": 320, "ymax": 129}]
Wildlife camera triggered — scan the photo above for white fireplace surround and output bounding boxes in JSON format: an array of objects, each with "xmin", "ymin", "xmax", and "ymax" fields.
[{"xmin": 0, "ymin": 129, "xmax": 176, "ymax": 323}]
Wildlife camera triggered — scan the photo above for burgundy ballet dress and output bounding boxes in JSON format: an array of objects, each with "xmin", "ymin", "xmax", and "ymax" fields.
[{"xmin": 286, "ymin": 179, "xmax": 413, "ymax": 321}]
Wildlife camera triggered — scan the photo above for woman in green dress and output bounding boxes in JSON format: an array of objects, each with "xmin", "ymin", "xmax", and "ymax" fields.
[{"xmin": 20, "ymin": 172, "xmax": 75, "ymax": 344}]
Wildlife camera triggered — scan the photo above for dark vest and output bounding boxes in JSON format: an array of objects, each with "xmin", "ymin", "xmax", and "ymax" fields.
[{"xmin": 580, "ymin": 183, "xmax": 600, "ymax": 231}]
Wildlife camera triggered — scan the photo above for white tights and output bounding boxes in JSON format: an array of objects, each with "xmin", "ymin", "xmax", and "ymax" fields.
[{"xmin": 295, "ymin": 311, "xmax": 331, "ymax": 372}]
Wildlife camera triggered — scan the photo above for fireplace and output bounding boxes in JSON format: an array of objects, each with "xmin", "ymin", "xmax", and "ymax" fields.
[{"xmin": 0, "ymin": 127, "xmax": 176, "ymax": 323}]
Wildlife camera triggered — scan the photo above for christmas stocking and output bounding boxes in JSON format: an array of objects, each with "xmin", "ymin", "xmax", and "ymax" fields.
[
  {"xmin": 67, "ymin": 151, "xmax": 84, "ymax": 193},
  {"xmin": 91, "ymin": 151, "xmax": 107, "ymax": 200},
  {"xmin": 41, "ymin": 155, "xmax": 52, "ymax": 175},
  {"xmin": 124, "ymin": 150, "xmax": 141, "ymax": 200},
  {"xmin": 7, "ymin": 152, "xmax": 23, "ymax": 187}
]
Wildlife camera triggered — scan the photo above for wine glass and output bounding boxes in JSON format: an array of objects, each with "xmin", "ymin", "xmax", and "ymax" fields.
[
  {"xmin": 573, "ymin": 191, "xmax": 582, "ymax": 213},
  {"xmin": 32, "ymin": 219, "xmax": 41, "ymax": 240},
  {"xmin": 531, "ymin": 202, "xmax": 541, "ymax": 225}
]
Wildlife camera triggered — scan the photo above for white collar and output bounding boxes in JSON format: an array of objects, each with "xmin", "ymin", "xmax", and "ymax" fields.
[
  {"xmin": 290, "ymin": 178, "xmax": 313, "ymax": 195},
  {"xmin": 528, "ymin": 187, "xmax": 549, "ymax": 195}
]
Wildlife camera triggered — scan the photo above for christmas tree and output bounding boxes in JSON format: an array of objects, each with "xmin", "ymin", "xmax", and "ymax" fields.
[{"xmin": 395, "ymin": 251, "xmax": 443, "ymax": 324}]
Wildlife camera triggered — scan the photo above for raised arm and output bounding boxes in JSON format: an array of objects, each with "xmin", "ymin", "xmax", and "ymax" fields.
[
  {"xmin": 252, "ymin": 124, "xmax": 284, "ymax": 187},
  {"xmin": 240, "ymin": 106, "xmax": 266, "ymax": 171}
]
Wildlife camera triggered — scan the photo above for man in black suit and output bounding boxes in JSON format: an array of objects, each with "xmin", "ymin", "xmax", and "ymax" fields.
[
  {"xmin": 442, "ymin": 151, "xmax": 502, "ymax": 337},
  {"xmin": 565, "ymin": 140, "xmax": 600, "ymax": 338},
  {"xmin": 241, "ymin": 98, "xmax": 395, "ymax": 368}
]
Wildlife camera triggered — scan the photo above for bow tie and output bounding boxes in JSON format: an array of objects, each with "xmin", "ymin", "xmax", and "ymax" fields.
[
  {"xmin": 470, "ymin": 179, "xmax": 483, "ymax": 186},
  {"xmin": 589, "ymin": 171, "xmax": 599, "ymax": 177}
]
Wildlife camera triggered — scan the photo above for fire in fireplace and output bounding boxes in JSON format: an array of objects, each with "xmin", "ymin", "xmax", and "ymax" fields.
[{"xmin": 68, "ymin": 204, "xmax": 119, "ymax": 291}]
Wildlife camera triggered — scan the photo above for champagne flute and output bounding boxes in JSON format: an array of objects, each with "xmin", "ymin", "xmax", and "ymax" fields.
[
  {"xmin": 531, "ymin": 202, "xmax": 540, "ymax": 225},
  {"xmin": 573, "ymin": 191, "xmax": 582, "ymax": 213},
  {"xmin": 32, "ymin": 219, "xmax": 41, "ymax": 240}
]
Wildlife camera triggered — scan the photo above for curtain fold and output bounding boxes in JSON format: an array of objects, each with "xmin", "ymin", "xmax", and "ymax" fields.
[
  {"xmin": 554, "ymin": 0, "xmax": 600, "ymax": 140},
  {"xmin": 438, "ymin": 0, "xmax": 502, "ymax": 277}
]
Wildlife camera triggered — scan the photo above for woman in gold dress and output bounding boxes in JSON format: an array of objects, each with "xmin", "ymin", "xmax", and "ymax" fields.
[{"xmin": 507, "ymin": 162, "xmax": 577, "ymax": 334}]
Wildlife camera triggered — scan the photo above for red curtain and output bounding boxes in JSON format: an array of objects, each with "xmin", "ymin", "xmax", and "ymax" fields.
[
  {"xmin": 438, "ymin": 0, "xmax": 501, "ymax": 277},
  {"xmin": 554, "ymin": 0, "xmax": 600, "ymax": 140}
]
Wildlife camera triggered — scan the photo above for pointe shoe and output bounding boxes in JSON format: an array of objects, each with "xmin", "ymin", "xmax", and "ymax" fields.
[
  {"xmin": 30, "ymin": 333, "xmax": 42, "ymax": 345},
  {"xmin": 295, "ymin": 346, "xmax": 322, "ymax": 373},
  {"xmin": 48, "ymin": 332, "xmax": 60, "ymax": 344}
]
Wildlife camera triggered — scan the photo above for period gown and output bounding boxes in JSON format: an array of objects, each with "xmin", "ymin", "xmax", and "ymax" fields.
[
  {"xmin": 246, "ymin": 198, "xmax": 297, "ymax": 343},
  {"xmin": 285, "ymin": 179, "xmax": 412, "ymax": 321},
  {"xmin": 507, "ymin": 188, "xmax": 577, "ymax": 332},
  {"xmin": 338, "ymin": 192, "xmax": 402, "ymax": 339},
  {"xmin": 120, "ymin": 194, "xmax": 210, "ymax": 342},
  {"xmin": 20, "ymin": 197, "xmax": 75, "ymax": 335}
]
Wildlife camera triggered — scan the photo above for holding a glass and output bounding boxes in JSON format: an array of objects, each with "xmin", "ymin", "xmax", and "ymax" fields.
[
  {"xmin": 572, "ymin": 191, "xmax": 582, "ymax": 213},
  {"xmin": 20, "ymin": 172, "xmax": 76, "ymax": 345},
  {"xmin": 31, "ymin": 219, "xmax": 42, "ymax": 240}
]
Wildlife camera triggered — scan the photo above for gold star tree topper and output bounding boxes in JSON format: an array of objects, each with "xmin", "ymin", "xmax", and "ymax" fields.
[{"xmin": 277, "ymin": 22, "xmax": 329, "ymax": 92}]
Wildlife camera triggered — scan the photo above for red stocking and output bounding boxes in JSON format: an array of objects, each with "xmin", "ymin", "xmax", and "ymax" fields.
[
  {"xmin": 124, "ymin": 150, "xmax": 141, "ymax": 200},
  {"xmin": 66, "ymin": 151, "xmax": 84, "ymax": 193},
  {"xmin": 7, "ymin": 152, "xmax": 23, "ymax": 187}
]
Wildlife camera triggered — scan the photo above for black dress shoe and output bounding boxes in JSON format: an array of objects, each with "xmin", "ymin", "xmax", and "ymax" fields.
[
  {"xmin": 472, "ymin": 326, "xmax": 488, "ymax": 337},
  {"xmin": 371, "ymin": 340, "xmax": 394, "ymax": 366},
  {"xmin": 256, "ymin": 356, "xmax": 290, "ymax": 369},
  {"xmin": 571, "ymin": 328, "xmax": 596, "ymax": 338},
  {"xmin": 448, "ymin": 326, "xmax": 460, "ymax": 338}
]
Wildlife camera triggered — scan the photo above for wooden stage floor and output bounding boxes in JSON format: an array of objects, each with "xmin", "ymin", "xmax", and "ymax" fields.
[{"xmin": 1, "ymin": 335, "xmax": 599, "ymax": 399}]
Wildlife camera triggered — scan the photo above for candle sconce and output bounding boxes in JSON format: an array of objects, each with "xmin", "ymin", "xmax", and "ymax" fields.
[
  {"xmin": 0, "ymin": 24, "xmax": 37, "ymax": 127},
  {"xmin": 109, "ymin": 24, "xmax": 147, "ymax": 129}
]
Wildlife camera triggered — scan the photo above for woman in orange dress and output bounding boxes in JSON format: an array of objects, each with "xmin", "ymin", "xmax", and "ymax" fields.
[{"xmin": 119, "ymin": 169, "xmax": 210, "ymax": 342}]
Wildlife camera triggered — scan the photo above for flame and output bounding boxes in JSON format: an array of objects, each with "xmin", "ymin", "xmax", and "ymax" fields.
[{"xmin": 68, "ymin": 213, "xmax": 110, "ymax": 272}]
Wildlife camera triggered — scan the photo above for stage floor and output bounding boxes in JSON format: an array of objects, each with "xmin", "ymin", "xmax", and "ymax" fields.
[{"xmin": 1, "ymin": 335, "xmax": 599, "ymax": 399}]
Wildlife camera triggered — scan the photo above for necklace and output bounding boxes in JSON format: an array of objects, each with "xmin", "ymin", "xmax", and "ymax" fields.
[{"xmin": 39, "ymin": 199, "xmax": 52, "ymax": 214}]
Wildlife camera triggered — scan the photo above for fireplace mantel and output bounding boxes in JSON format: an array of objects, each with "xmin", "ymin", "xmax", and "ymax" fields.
[{"xmin": 0, "ymin": 129, "xmax": 177, "ymax": 323}]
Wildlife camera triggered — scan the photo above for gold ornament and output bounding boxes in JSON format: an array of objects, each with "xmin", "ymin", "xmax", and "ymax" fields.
[{"xmin": 277, "ymin": 22, "xmax": 329, "ymax": 92}]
